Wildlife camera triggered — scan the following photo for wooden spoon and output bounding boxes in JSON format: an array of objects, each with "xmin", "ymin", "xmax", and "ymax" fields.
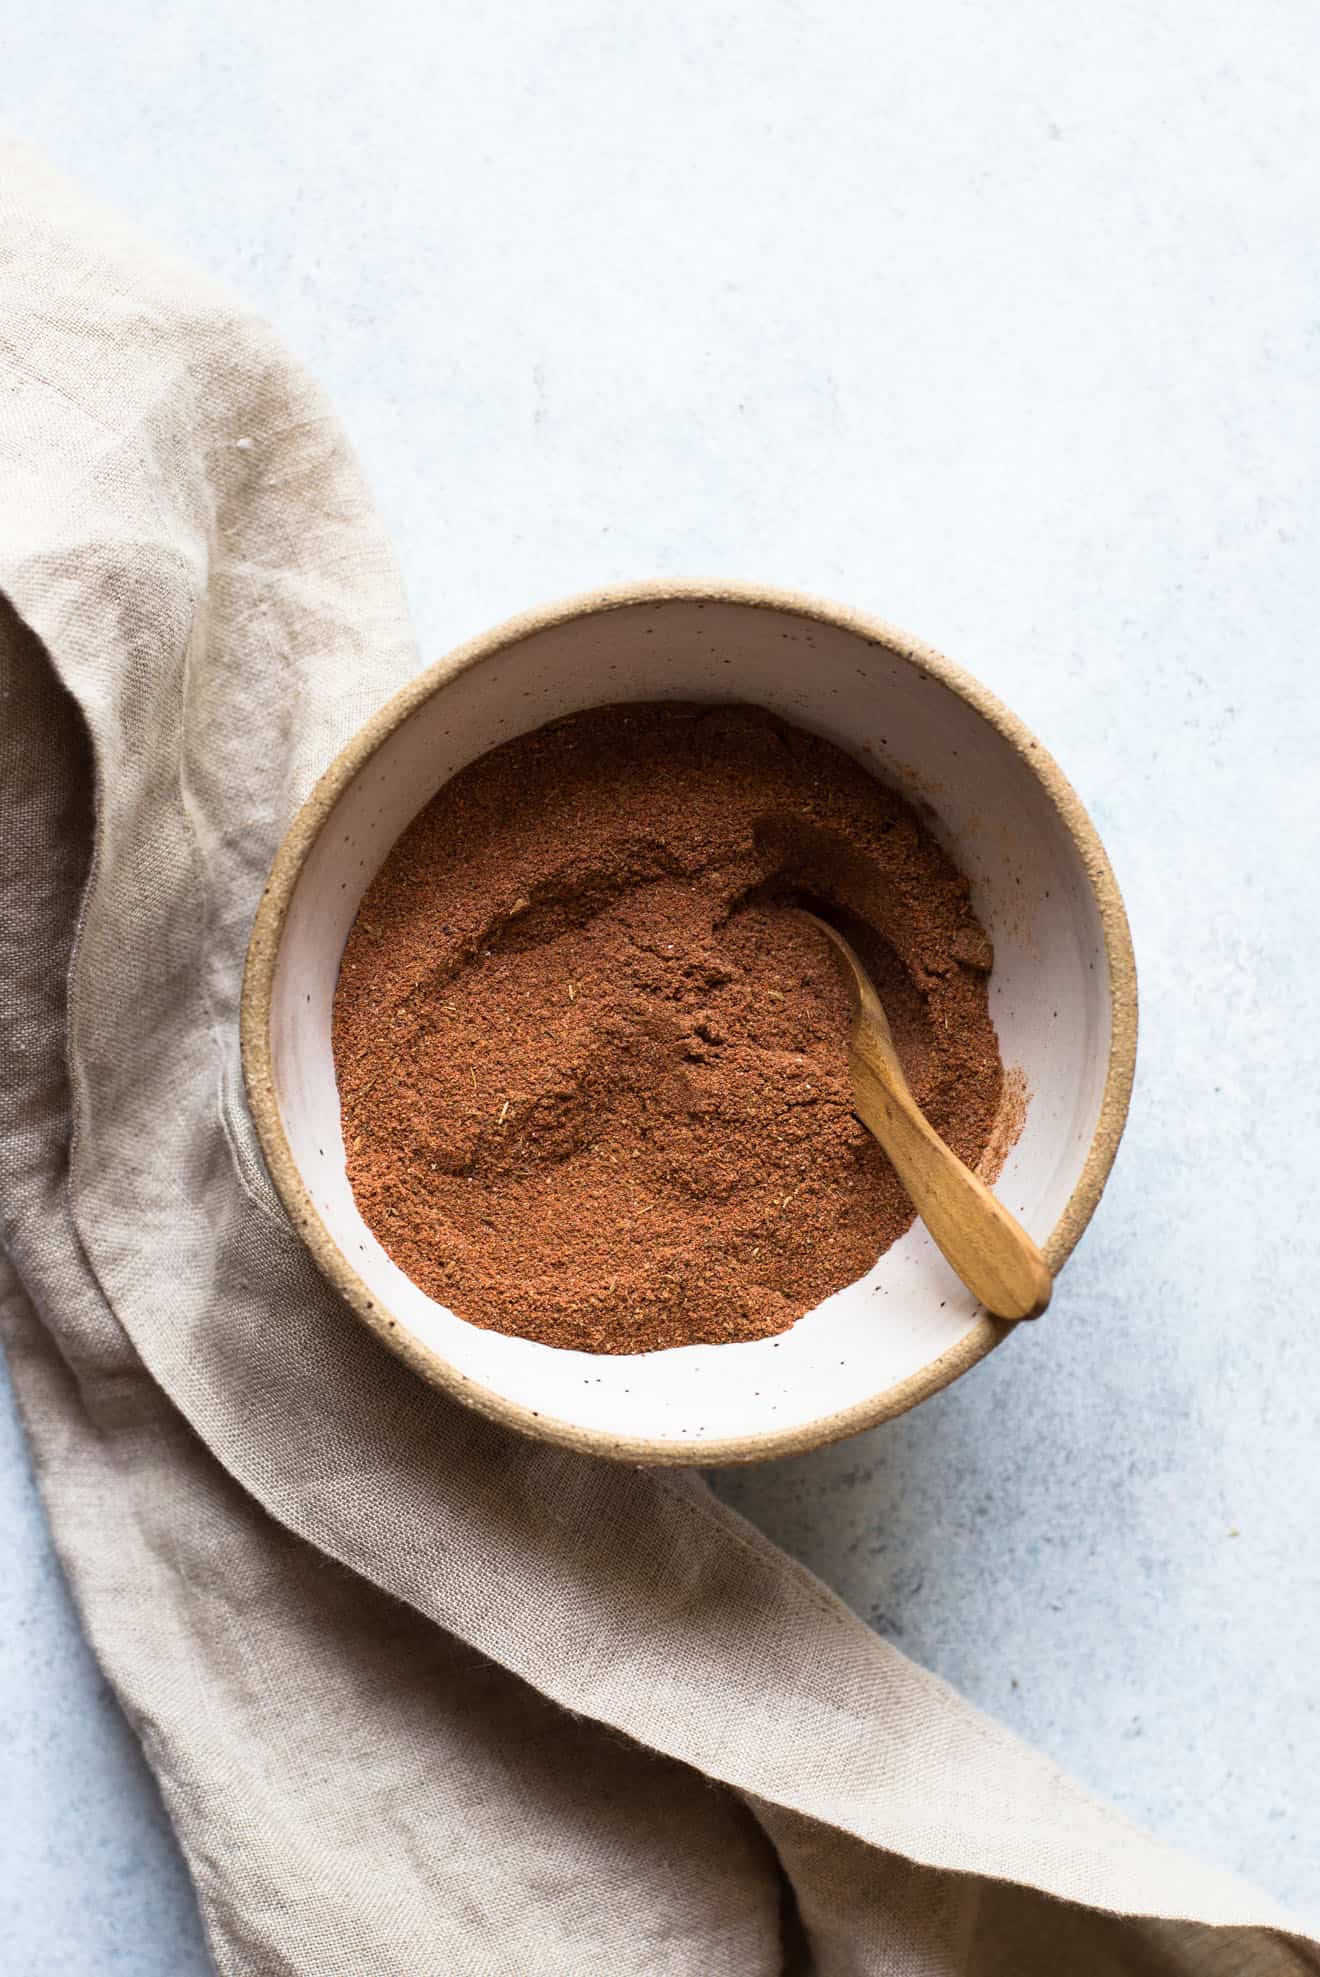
[{"xmin": 801, "ymin": 911, "xmax": 1051, "ymax": 1321}]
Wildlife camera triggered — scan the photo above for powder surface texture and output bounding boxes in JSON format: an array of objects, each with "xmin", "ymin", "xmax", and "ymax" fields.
[{"xmin": 332, "ymin": 703, "xmax": 1003, "ymax": 1354}]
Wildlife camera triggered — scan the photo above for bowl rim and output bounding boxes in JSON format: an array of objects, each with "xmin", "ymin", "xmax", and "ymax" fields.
[{"xmin": 241, "ymin": 579, "xmax": 1138, "ymax": 1466}]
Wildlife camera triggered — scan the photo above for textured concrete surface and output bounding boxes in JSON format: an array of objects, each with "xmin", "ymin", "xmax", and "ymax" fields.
[{"xmin": 4, "ymin": 1, "xmax": 1319, "ymax": 1966}]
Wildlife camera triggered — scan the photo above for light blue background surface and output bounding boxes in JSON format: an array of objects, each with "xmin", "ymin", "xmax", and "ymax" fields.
[{"xmin": 4, "ymin": 1, "xmax": 1319, "ymax": 1967}]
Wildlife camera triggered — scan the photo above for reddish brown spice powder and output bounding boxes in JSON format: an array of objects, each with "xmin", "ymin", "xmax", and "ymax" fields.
[{"xmin": 332, "ymin": 703, "xmax": 1003, "ymax": 1354}]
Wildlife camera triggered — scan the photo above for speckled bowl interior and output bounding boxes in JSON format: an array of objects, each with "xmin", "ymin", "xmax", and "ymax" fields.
[{"xmin": 242, "ymin": 584, "xmax": 1135, "ymax": 1463}]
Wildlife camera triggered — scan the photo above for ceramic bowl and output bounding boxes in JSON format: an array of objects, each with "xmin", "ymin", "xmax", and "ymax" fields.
[{"xmin": 242, "ymin": 582, "xmax": 1136, "ymax": 1464}]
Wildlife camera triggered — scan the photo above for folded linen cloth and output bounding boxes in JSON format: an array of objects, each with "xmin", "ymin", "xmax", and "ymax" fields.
[{"xmin": 1, "ymin": 139, "xmax": 1315, "ymax": 1976}]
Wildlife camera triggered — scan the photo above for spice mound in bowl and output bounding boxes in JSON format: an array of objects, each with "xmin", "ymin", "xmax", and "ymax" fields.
[{"xmin": 332, "ymin": 702, "xmax": 1003, "ymax": 1354}]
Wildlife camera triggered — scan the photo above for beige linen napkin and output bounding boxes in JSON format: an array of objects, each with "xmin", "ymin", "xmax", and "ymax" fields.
[{"xmin": 0, "ymin": 138, "xmax": 1315, "ymax": 1976}]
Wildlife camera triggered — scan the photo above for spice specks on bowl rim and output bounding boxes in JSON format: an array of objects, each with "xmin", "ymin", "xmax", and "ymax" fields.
[{"xmin": 240, "ymin": 580, "xmax": 1138, "ymax": 1466}]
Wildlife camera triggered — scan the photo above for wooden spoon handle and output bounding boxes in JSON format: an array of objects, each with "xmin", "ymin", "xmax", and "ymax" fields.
[{"xmin": 849, "ymin": 1034, "xmax": 1051, "ymax": 1321}]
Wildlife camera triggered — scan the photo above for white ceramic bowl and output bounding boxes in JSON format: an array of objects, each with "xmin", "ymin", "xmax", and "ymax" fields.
[{"xmin": 242, "ymin": 583, "xmax": 1136, "ymax": 1464}]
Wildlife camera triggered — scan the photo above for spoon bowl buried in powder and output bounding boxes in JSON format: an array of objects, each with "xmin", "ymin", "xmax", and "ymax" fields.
[{"xmin": 331, "ymin": 702, "xmax": 1005, "ymax": 1355}]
